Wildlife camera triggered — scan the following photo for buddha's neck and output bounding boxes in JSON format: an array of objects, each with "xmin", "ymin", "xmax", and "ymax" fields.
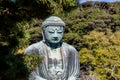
[{"xmin": 45, "ymin": 41, "xmax": 61, "ymax": 49}]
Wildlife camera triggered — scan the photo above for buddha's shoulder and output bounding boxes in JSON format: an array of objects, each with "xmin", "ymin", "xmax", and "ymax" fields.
[
  {"xmin": 62, "ymin": 42, "xmax": 76, "ymax": 50},
  {"xmin": 27, "ymin": 41, "xmax": 43, "ymax": 49}
]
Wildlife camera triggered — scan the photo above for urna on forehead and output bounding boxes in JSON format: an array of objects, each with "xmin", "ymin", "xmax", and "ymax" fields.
[
  {"xmin": 46, "ymin": 25, "xmax": 64, "ymax": 31},
  {"xmin": 42, "ymin": 16, "xmax": 65, "ymax": 28}
]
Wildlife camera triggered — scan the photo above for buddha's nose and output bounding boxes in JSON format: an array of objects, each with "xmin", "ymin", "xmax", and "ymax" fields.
[{"xmin": 53, "ymin": 32, "xmax": 58, "ymax": 38}]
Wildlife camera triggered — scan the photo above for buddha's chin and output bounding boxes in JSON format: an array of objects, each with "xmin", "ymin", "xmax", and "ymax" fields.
[
  {"xmin": 50, "ymin": 41, "xmax": 60, "ymax": 44},
  {"xmin": 48, "ymin": 39, "xmax": 61, "ymax": 44}
]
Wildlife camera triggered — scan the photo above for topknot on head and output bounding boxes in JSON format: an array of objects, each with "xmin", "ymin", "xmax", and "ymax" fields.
[{"xmin": 42, "ymin": 16, "xmax": 65, "ymax": 28}]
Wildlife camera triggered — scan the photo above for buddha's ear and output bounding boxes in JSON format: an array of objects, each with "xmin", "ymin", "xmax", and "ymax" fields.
[
  {"xmin": 42, "ymin": 31, "xmax": 45, "ymax": 42},
  {"xmin": 60, "ymin": 26, "xmax": 65, "ymax": 32},
  {"xmin": 42, "ymin": 25, "xmax": 47, "ymax": 31},
  {"xmin": 63, "ymin": 26, "xmax": 65, "ymax": 32}
]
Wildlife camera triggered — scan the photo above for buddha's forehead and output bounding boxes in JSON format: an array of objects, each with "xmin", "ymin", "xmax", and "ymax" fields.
[{"xmin": 45, "ymin": 25, "xmax": 64, "ymax": 31}]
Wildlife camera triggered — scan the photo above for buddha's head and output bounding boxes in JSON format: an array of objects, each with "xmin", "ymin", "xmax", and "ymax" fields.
[{"xmin": 42, "ymin": 16, "xmax": 65, "ymax": 45}]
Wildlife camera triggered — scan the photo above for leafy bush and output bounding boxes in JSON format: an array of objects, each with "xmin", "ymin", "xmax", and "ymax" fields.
[
  {"xmin": 24, "ymin": 53, "xmax": 43, "ymax": 72},
  {"xmin": 79, "ymin": 30, "xmax": 120, "ymax": 80},
  {"xmin": 1, "ymin": 0, "xmax": 120, "ymax": 79},
  {"xmin": 0, "ymin": 53, "xmax": 42, "ymax": 80}
]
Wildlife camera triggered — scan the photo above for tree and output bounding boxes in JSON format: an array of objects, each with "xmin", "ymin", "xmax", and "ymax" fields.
[
  {"xmin": 79, "ymin": 30, "xmax": 120, "ymax": 80},
  {"xmin": 0, "ymin": 0, "xmax": 77, "ymax": 79}
]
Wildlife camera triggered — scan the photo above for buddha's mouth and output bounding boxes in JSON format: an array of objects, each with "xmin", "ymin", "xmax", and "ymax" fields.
[{"xmin": 52, "ymin": 38, "xmax": 59, "ymax": 41}]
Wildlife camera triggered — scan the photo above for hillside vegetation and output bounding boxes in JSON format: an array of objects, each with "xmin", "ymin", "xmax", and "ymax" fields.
[{"xmin": 0, "ymin": 0, "xmax": 120, "ymax": 80}]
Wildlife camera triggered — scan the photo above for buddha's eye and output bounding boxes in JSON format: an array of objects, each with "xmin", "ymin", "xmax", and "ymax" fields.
[
  {"xmin": 48, "ymin": 31, "xmax": 54, "ymax": 33},
  {"xmin": 57, "ymin": 31, "xmax": 63, "ymax": 34}
]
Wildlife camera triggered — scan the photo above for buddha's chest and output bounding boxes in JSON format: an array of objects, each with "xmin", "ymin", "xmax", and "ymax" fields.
[{"xmin": 48, "ymin": 48, "xmax": 63, "ymax": 69}]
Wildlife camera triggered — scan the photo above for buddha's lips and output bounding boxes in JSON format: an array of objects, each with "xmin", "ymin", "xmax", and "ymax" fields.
[{"xmin": 52, "ymin": 38, "xmax": 59, "ymax": 41}]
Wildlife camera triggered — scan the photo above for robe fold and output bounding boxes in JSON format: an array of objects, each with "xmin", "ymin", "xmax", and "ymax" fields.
[{"xmin": 24, "ymin": 41, "xmax": 80, "ymax": 80}]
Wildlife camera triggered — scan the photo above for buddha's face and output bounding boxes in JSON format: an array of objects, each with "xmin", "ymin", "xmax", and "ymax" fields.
[{"xmin": 44, "ymin": 26, "xmax": 64, "ymax": 44}]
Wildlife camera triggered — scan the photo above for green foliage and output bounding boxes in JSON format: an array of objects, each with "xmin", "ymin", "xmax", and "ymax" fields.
[
  {"xmin": 15, "ymin": 21, "xmax": 30, "ymax": 49},
  {"xmin": 0, "ymin": 54, "xmax": 29, "ymax": 80},
  {"xmin": 0, "ymin": 21, "xmax": 30, "ymax": 80},
  {"xmin": 24, "ymin": 53, "xmax": 43, "ymax": 72},
  {"xmin": 0, "ymin": 53, "xmax": 42, "ymax": 80},
  {"xmin": 28, "ymin": 18, "xmax": 43, "ymax": 44},
  {"xmin": 63, "ymin": 33, "xmax": 81, "ymax": 50},
  {"xmin": 0, "ymin": 21, "xmax": 30, "ymax": 53},
  {"xmin": 79, "ymin": 30, "xmax": 120, "ymax": 80},
  {"xmin": 1, "ymin": 0, "xmax": 120, "ymax": 79},
  {"xmin": 15, "ymin": 0, "xmax": 77, "ymax": 16}
]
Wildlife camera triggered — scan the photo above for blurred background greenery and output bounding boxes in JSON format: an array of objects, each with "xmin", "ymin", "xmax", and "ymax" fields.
[{"xmin": 0, "ymin": 0, "xmax": 120, "ymax": 80}]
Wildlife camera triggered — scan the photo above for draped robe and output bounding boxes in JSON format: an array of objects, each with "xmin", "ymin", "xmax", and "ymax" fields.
[{"xmin": 24, "ymin": 41, "xmax": 80, "ymax": 80}]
